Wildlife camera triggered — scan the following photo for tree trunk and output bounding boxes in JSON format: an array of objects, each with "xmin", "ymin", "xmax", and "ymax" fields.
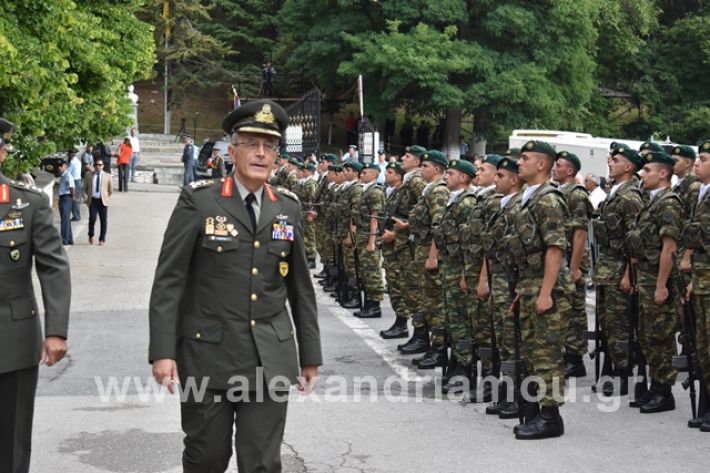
[
  {"xmin": 472, "ymin": 115, "xmax": 486, "ymax": 156},
  {"xmin": 444, "ymin": 107, "xmax": 462, "ymax": 159}
]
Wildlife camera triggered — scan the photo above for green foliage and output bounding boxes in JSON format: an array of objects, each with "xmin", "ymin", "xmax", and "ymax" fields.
[{"xmin": 0, "ymin": 0, "xmax": 155, "ymax": 176}]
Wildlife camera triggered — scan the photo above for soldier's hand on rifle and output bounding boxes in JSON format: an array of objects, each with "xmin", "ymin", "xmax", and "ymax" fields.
[
  {"xmin": 459, "ymin": 274, "xmax": 468, "ymax": 294},
  {"xmin": 425, "ymin": 255, "xmax": 438, "ymax": 272},
  {"xmin": 571, "ymin": 267, "xmax": 583, "ymax": 283},
  {"xmin": 392, "ymin": 217, "xmax": 408, "ymax": 231},
  {"xmin": 508, "ymin": 293, "xmax": 520, "ymax": 314},
  {"xmin": 381, "ymin": 229, "xmax": 395, "ymax": 243},
  {"xmin": 366, "ymin": 241, "xmax": 376, "ymax": 253},
  {"xmin": 536, "ymin": 292, "xmax": 553, "ymax": 315},
  {"xmin": 653, "ymin": 285, "xmax": 669, "ymax": 305},
  {"xmin": 306, "ymin": 211, "xmax": 317, "ymax": 223},
  {"xmin": 477, "ymin": 277, "xmax": 490, "ymax": 301},
  {"xmin": 680, "ymin": 251, "xmax": 693, "ymax": 273},
  {"xmin": 620, "ymin": 272, "xmax": 633, "ymax": 294}
]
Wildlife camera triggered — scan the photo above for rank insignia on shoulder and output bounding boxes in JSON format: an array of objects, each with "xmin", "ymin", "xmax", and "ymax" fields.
[
  {"xmin": 189, "ymin": 180, "xmax": 213, "ymax": 190},
  {"xmin": 12, "ymin": 198, "xmax": 29, "ymax": 210}
]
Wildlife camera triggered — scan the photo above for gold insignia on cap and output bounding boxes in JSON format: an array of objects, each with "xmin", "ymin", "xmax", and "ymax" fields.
[
  {"xmin": 619, "ymin": 147, "xmax": 625, "ymax": 153},
  {"xmin": 450, "ymin": 160, "xmax": 457, "ymax": 166},
  {"xmin": 704, "ymin": 143, "xmax": 710, "ymax": 150},
  {"xmin": 254, "ymin": 104, "xmax": 275, "ymax": 125},
  {"xmin": 647, "ymin": 155, "xmax": 653, "ymax": 161},
  {"xmin": 561, "ymin": 152, "xmax": 568, "ymax": 157},
  {"xmin": 526, "ymin": 142, "xmax": 534, "ymax": 150},
  {"xmin": 423, "ymin": 153, "xmax": 429, "ymax": 159},
  {"xmin": 501, "ymin": 159, "xmax": 508, "ymax": 166}
]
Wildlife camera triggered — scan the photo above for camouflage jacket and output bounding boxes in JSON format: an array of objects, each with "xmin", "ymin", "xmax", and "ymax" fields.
[
  {"xmin": 401, "ymin": 169, "xmax": 426, "ymax": 236},
  {"xmin": 483, "ymin": 192, "xmax": 522, "ymax": 276},
  {"xmin": 627, "ymin": 187, "xmax": 684, "ymax": 285},
  {"xmin": 354, "ymin": 183, "xmax": 385, "ymax": 234},
  {"xmin": 559, "ymin": 183, "xmax": 592, "ymax": 272},
  {"xmin": 682, "ymin": 190, "xmax": 710, "ymax": 295},
  {"xmin": 593, "ymin": 177, "xmax": 644, "ymax": 284},
  {"xmin": 435, "ymin": 189, "xmax": 477, "ymax": 266},
  {"xmin": 298, "ymin": 177, "xmax": 319, "ymax": 215},
  {"xmin": 505, "ymin": 183, "xmax": 571, "ymax": 294},
  {"xmin": 409, "ymin": 178, "xmax": 449, "ymax": 247},
  {"xmin": 341, "ymin": 181, "xmax": 363, "ymax": 236},
  {"xmin": 673, "ymin": 174, "xmax": 701, "ymax": 220},
  {"xmin": 461, "ymin": 186, "xmax": 502, "ymax": 273},
  {"xmin": 382, "ymin": 185, "xmax": 410, "ymax": 251}
]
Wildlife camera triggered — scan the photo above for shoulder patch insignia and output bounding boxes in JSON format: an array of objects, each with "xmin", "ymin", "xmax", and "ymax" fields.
[
  {"xmin": 276, "ymin": 186, "xmax": 300, "ymax": 202},
  {"xmin": 188, "ymin": 179, "xmax": 215, "ymax": 191},
  {"xmin": 9, "ymin": 180, "xmax": 42, "ymax": 195}
]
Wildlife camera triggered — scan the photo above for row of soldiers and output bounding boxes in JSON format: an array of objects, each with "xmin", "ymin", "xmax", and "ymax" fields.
[{"xmin": 277, "ymin": 139, "xmax": 710, "ymax": 440}]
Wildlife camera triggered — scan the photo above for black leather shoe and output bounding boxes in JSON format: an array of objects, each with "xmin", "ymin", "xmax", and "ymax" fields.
[
  {"xmin": 515, "ymin": 406, "xmax": 564, "ymax": 440},
  {"xmin": 356, "ymin": 301, "xmax": 382, "ymax": 318},
  {"xmin": 640, "ymin": 384, "xmax": 675, "ymax": 414},
  {"xmin": 564, "ymin": 354, "xmax": 587, "ymax": 378},
  {"xmin": 498, "ymin": 402, "xmax": 520, "ymax": 419},
  {"xmin": 700, "ymin": 419, "xmax": 710, "ymax": 432},
  {"xmin": 380, "ymin": 318, "xmax": 409, "ymax": 339},
  {"xmin": 415, "ymin": 345, "xmax": 446, "ymax": 370},
  {"xmin": 397, "ymin": 327, "xmax": 429, "ymax": 354}
]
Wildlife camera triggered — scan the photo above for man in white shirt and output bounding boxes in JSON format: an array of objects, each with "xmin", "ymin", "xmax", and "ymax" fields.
[
  {"xmin": 584, "ymin": 173, "xmax": 607, "ymax": 210},
  {"xmin": 68, "ymin": 150, "xmax": 82, "ymax": 220},
  {"xmin": 129, "ymin": 127, "xmax": 141, "ymax": 183}
]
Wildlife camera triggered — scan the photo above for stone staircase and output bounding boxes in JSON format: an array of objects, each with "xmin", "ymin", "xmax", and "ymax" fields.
[{"xmin": 122, "ymin": 133, "xmax": 188, "ymax": 186}]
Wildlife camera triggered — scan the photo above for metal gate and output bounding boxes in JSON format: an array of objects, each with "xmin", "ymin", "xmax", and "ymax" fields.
[{"xmin": 283, "ymin": 87, "xmax": 321, "ymax": 156}]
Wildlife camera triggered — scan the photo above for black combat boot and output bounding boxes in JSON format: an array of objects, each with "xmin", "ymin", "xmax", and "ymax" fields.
[
  {"xmin": 486, "ymin": 379, "xmax": 508, "ymax": 415},
  {"xmin": 630, "ymin": 379, "xmax": 655, "ymax": 408},
  {"xmin": 640, "ymin": 382, "xmax": 675, "ymax": 413},
  {"xmin": 380, "ymin": 317, "xmax": 409, "ymax": 339},
  {"xmin": 341, "ymin": 286, "xmax": 361, "ymax": 309},
  {"xmin": 441, "ymin": 355, "xmax": 458, "ymax": 385},
  {"xmin": 398, "ymin": 326, "xmax": 429, "ymax": 354},
  {"xmin": 498, "ymin": 401, "xmax": 520, "ymax": 419},
  {"xmin": 513, "ymin": 384, "xmax": 540, "ymax": 433},
  {"xmin": 464, "ymin": 369, "xmax": 493, "ymax": 403},
  {"xmin": 314, "ymin": 265, "xmax": 328, "ymax": 279},
  {"xmin": 689, "ymin": 383, "xmax": 709, "ymax": 428},
  {"xmin": 515, "ymin": 406, "xmax": 565, "ymax": 440},
  {"xmin": 442, "ymin": 361, "xmax": 471, "ymax": 394},
  {"xmin": 355, "ymin": 300, "xmax": 382, "ymax": 318},
  {"xmin": 415, "ymin": 343, "xmax": 447, "ymax": 370},
  {"xmin": 564, "ymin": 353, "xmax": 587, "ymax": 378}
]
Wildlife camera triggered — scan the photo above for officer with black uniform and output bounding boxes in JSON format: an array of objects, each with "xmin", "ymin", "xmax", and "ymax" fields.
[
  {"xmin": 0, "ymin": 117, "xmax": 71, "ymax": 473},
  {"xmin": 149, "ymin": 101, "xmax": 322, "ymax": 473}
]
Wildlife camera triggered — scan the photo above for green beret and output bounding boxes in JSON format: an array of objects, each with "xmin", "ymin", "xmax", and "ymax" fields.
[
  {"xmin": 405, "ymin": 145, "xmax": 426, "ymax": 157},
  {"xmin": 643, "ymin": 151, "xmax": 675, "ymax": 167},
  {"xmin": 497, "ymin": 156, "xmax": 519, "ymax": 173},
  {"xmin": 319, "ymin": 153, "xmax": 337, "ymax": 163},
  {"xmin": 221, "ymin": 99, "xmax": 288, "ymax": 138},
  {"xmin": 504, "ymin": 148, "xmax": 520, "ymax": 158},
  {"xmin": 362, "ymin": 162, "xmax": 380, "ymax": 173},
  {"xmin": 611, "ymin": 144, "xmax": 642, "ymax": 169},
  {"xmin": 344, "ymin": 161, "xmax": 363, "ymax": 172},
  {"xmin": 447, "ymin": 159, "xmax": 476, "ymax": 177},
  {"xmin": 304, "ymin": 163, "xmax": 316, "ymax": 172},
  {"xmin": 328, "ymin": 164, "xmax": 343, "ymax": 172},
  {"xmin": 556, "ymin": 151, "xmax": 581, "ymax": 172},
  {"xmin": 288, "ymin": 157, "xmax": 301, "ymax": 166},
  {"xmin": 386, "ymin": 161, "xmax": 405, "ymax": 175},
  {"xmin": 482, "ymin": 154, "xmax": 504, "ymax": 168},
  {"xmin": 639, "ymin": 141, "xmax": 664, "ymax": 154},
  {"xmin": 521, "ymin": 140, "xmax": 556, "ymax": 159},
  {"xmin": 422, "ymin": 150, "xmax": 448, "ymax": 168},
  {"xmin": 699, "ymin": 141, "xmax": 710, "ymax": 155},
  {"xmin": 277, "ymin": 153, "xmax": 290, "ymax": 162},
  {"xmin": 671, "ymin": 145, "xmax": 696, "ymax": 161}
]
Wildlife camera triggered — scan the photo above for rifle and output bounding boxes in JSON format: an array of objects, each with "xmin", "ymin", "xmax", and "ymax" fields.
[
  {"xmin": 671, "ymin": 257, "xmax": 699, "ymax": 419},
  {"xmin": 586, "ymin": 229, "xmax": 613, "ymax": 394},
  {"xmin": 625, "ymin": 262, "xmax": 648, "ymax": 406},
  {"xmin": 477, "ymin": 258, "xmax": 500, "ymax": 395},
  {"xmin": 500, "ymin": 272, "xmax": 524, "ymax": 425},
  {"xmin": 348, "ymin": 225, "xmax": 365, "ymax": 310}
]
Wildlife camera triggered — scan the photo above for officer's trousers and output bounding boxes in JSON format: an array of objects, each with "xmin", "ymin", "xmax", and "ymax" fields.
[
  {"xmin": 181, "ymin": 389, "xmax": 288, "ymax": 473},
  {"xmin": 0, "ymin": 366, "xmax": 38, "ymax": 473}
]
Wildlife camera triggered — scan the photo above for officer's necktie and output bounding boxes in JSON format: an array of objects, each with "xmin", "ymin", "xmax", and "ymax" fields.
[
  {"xmin": 245, "ymin": 193, "xmax": 257, "ymax": 232},
  {"xmin": 95, "ymin": 173, "xmax": 100, "ymax": 193}
]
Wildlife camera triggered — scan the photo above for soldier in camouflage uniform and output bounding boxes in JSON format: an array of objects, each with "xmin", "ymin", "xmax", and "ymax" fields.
[
  {"xmin": 282, "ymin": 157, "xmax": 300, "ymax": 191},
  {"xmin": 671, "ymin": 145, "xmax": 701, "ymax": 221},
  {"xmin": 401, "ymin": 151, "xmax": 449, "ymax": 363},
  {"xmin": 435, "ymin": 158, "xmax": 477, "ymax": 381},
  {"xmin": 380, "ymin": 163, "xmax": 409, "ymax": 334},
  {"xmin": 480, "ymin": 155, "xmax": 524, "ymax": 418},
  {"xmin": 552, "ymin": 151, "xmax": 592, "ymax": 379},
  {"xmin": 313, "ymin": 155, "xmax": 337, "ymax": 278},
  {"xmin": 458, "ymin": 154, "xmax": 502, "ymax": 402},
  {"xmin": 351, "ymin": 163, "xmax": 386, "ymax": 317},
  {"xmin": 506, "ymin": 141, "xmax": 572, "ymax": 440},
  {"xmin": 299, "ymin": 163, "xmax": 320, "ymax": 267},
  {"xmin": 626, "ymin": 151, "xmax": 684, "ymax": 414},
  {"xmin": 681, "ymin": 140, "xmax": 710, "ymax": 431},
  {"xmin": 268, "ymin": 154, "xmax": 288, "ymax": 187},
  {"xmin": 321, "ymin": 166, "xmax": 345, "ymax": 292},
  {"xmin": 383, "ymin": 146, "xmax": 427, "ymax": 342},
  {"xmin": 592, "ymin": 144, "xmax": 645, "ymax": 396},
  {"xmin": 339, "ymin": 162, "xmax": 364, "ymax": 309}
]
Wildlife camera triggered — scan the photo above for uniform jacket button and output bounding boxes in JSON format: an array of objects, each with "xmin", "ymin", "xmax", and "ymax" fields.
[
  {"xmin": 216, "ymin": 246, "xmax": 223, "ymax": 253},
  {"xmin": 250, "ymin": 320, "xmax": 256, "ymax": 327},
  {"xmin": 251, "ymin": 294, "xmax": 258, "ymax": 302},
  {"xmin": 254, "ymin": 241, "xmax": 261, "ymax": 248}
]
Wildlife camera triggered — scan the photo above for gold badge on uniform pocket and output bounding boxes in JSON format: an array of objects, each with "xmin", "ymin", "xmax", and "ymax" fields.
[
  {"xmin": 9, "ymin": 249, "xmax": 20, "ymax": 261},
  {"xmin": 279, "ymin": 261, "xmax": 289, "ymax": 277},
  {"xmin": 215, "ymin": 216, "xmax": 229, "ymax": 236},
  {"xmin": 205, "ymin": 217, "xmax": 215, "ymax": 235}
]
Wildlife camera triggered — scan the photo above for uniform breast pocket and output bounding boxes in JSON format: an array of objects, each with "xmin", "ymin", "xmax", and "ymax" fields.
[
  {"xmin": 10, "ymin": 296, "xmax": 39, "ymax": 321},
  {"xmin": 268, "ymin": 241, "xmax": 292, "ymax": 260},
  {"xmin": 0, "ymin": 231, "xmax": 29, "ymax": 266},
  {"xmin": 200, "ymin": 236, "xmax": 240, "ymax": 272}
]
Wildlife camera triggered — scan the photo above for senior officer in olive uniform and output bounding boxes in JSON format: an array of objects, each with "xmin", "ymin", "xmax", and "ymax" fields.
[
  {"xmin": 0, "ymin": 117, "xmax": 71, "ymax": 473},
  {"xmin": 149, "ymin": 101, "xmax": 322, "ymax": 473}
]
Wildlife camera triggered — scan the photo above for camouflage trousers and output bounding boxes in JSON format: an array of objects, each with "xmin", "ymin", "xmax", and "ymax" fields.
[
  {"xmin": 597, "ymin": 284, "xmax": 631, "ymax": 372},
  {"xmin": 490, "ymin": 271, "xmax": 515, "ymax": 365},
  {"xmin": 341, "ymin": 237, "xmax": 356, "ymax": 287},
  {"xmin": 316, "ymin": 220, "xmax": 334, "ymax": 265},
  {"xmin": 519, "ymin": 290, "xmax": 571, "ymax": 408},
  {"xmin": 382, "ymin": 244, "xmax": 406, "ymax": 317},
  {"xmin": 565, "ymin": 278, "xmax": 589, "ymax": 357},
  {"xmin": 465, "ymin": 269, "xmax": 494, "ymax": 372},
  {"xmin": 442, "ymin": 259, "xmax": 472, "ymax": 363},
  {"xmin": 414, "ymin": 244, "xmax": 445, "ymax": 344},
  {"xmin": 692, "ymin": 293, "xmax": 710, "ymax": 395},
  {"xmin": 397, "ymin": 240, "xmax": 419, "ymax": 320},
  {"xmin": 638, "ymin": 281, "xmax": 679, "ymax": 385},
  {"xmin": 303, "ymin": 219, "xmax": 317, "ymax": 260},
  {"xmin": 355, "ymin": 234, "xmax": 384, "ymax": 301}
]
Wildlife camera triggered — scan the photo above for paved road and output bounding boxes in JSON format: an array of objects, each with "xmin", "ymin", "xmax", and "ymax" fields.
[{"xmin": 31, "ymin": 183, "xmax": 704, "ymax": 473}]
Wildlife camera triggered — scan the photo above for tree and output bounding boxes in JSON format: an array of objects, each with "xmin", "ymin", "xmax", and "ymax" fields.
[{"xmin": 0, "ymin": 0, "xmax": 154, "ymax": 175}]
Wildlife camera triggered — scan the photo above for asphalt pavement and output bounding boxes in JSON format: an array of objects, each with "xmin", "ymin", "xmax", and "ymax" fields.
[{"xmin": 31, "ymin": 181, "xmax": 705, "ymax": 473}]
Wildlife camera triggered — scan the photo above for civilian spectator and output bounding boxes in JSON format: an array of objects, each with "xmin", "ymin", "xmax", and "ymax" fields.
[
  {"xmin": 376, "ymin": 151, "xmax": 387, "ymax": 185},
  {"xmin": 68, "ymin": 150, "xmax": 82, "ymax": 220},
  {"xmin": 81, "ymin": 144, "xmax": 94, "ymax": 179},
  {"xmin": 585, "ymin": 173, "xmax": 607, "ymax": 210},
  {"xmin": 57, "ymin": 160, "xmax": 75, "ymax": 245},
  {"xmin": 129, "ymin": 127, "xmax": 141, "ymax": 183},
  {"xmin": 83, "ymin": 160, "xmax": 113, "ymax": 245},
  {"xmin": 180, "ymin": 133, "xmax": 196, "ymax": 186},
  {"xmin": 211, "ymin": 149, "xmax": 226, "ymax": 179},
  {"xmin": 114, "ymin": 137, "xmax": 132, "ymax": 192}
]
